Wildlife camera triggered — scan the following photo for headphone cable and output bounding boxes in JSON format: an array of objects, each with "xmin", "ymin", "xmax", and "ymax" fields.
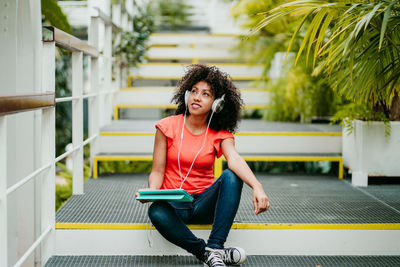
[{"xmin": 178, "ymin": 110, "xmax": 215, "ymax": 189}]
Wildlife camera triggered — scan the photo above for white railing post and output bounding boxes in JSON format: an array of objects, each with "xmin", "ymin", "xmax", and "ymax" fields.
[
  {"xmin": 104, "ymin": 24, "xmax": 113, "ymax": 124},
  {"xmin": 89, "ymin": 16, "xmax": 100, "ymax": 175},
  {"xmin": 122, "ymin": 12, "xmax": 128, "ymax": 31},
  {"xmin": 72, "ymin": 51, "xmax": 84, "ymax": 194},
  {"xmin": 0, "ymin": 115, "xmax": 8, "ymax": 267},
  {"xmin": 41, "ymin": 41, "xmax": 56, "ymax": 264},
  {"xmin": 112, "ymin": 4, "xmax": 121, "ymax": 26},
  {"xmin": 111, "ymin": 2, "xmax": 121, "ymax": 116}
]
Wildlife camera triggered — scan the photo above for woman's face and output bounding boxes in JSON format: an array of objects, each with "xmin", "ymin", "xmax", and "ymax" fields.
[{"xmin": 187, "ymin": 81, "xmax": 215, "ymax": 116}]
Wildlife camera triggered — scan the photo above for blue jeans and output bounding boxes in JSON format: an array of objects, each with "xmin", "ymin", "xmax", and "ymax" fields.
[{"xmin": 148, "ymin": 169, "xmax": 243, "ymax": 260}]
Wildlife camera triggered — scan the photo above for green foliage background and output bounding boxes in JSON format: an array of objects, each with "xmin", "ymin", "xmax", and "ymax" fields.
[
  {"xmin": 150, "ymin": 0, "xmax": 192, "ymax": 31},
  {"xmin": 232, "ymin": 0, "xmax": 342, "ymax": 123},
  {"xmin": 41, "ymin": 0, "xmax": 72, "ymax": 33},
  {"xmin": 114, "ymin": 5, "xmax": 155, "ymax": 67},
  {"xmin": 250, "ymin": 0, "xmax": 400, "ymax": 124}
]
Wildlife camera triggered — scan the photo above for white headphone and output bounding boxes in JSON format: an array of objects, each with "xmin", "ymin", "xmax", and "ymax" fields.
[{"xmin": 184, "ymin": 90, "xmax": 225, "ymax": 113}]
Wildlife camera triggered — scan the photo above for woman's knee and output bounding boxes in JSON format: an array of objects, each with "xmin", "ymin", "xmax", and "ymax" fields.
[
  {"xmin": 220, "ymin": 169, "xmax": 243, "ymax": 188},
  {"xmin": 148, "ymin": 201, "xmax": 171, "ymax": 225}
]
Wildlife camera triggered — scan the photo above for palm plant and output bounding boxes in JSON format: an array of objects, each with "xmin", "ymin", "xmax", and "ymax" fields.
[
  {"xmin": 255, "ymin": 0, "xmax": 400, "ymax": 122},
  {"xmin": 41, "ymin": 0, "xmax": 72, "ymax": 34},
  {"xmin": 232, "ymin": 0, "xmax": 341, "ymax": 122}
]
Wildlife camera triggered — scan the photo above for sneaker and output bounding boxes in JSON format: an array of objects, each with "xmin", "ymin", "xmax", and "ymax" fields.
[
  {"xmin": 203, "ymin": 247, "xmax": 247, "ymax": 266},
  {"xmin": 203, "ymin": 247, "xmax": 226, "ymax": 267},
  {"xmin": 219, "ymin": 247, "xmax": 247, "ymax": 265}
]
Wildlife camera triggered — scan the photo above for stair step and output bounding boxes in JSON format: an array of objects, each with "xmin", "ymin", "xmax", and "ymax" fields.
[
  {"xmin": 146, "ymin": 47, "xmax": 240, "ymax": 61},
  {"xmin": 149, "ymin": 33, "xmax": 240, "ymax": 48},
  {"xmin": 100, "ymin": 119, "xmax": 342, "ymax": 134},
  {"xmin": 128, "ymin": 63, "xmax": 266, "ymax": 86},
  {"xmin": 92, "ymin": 153, "xmax": 344, "ymax": 179},
  {"xmin": 54, "ymin": 174, "xmax": 400, "ymax": 255},
  {"xmin": 97, "ymin": 120, "xmax": 342, "ymax": 155},
  {"xmin": 56, "ymin": 174, "xmax": 400, "ymax": 225},
  {"xmin": 113, "ymin": 87, "xmax": 270, "ymax": 119},
  {"xmin": 45, "ymin": 255, "xmax": 400, "ymax": 267}
]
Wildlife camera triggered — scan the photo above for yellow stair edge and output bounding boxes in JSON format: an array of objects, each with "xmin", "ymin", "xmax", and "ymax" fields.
[
  {"xmin": 99, "ymin": 131, "xmax": 342, "ymax": 137},
  {"xmin": 56, "ymin": 222, "xmax": 400, "ymax": 230},
  {"xmin": 113, "ymin": 104, "xmax": 269, "ymax": 120},
  {"xmin": 93, "ymin": 154, "xmax": 343, "ymax": 179}
]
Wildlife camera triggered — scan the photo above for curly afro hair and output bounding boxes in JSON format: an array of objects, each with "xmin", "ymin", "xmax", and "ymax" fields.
[{"xmin": 171, "ymin": 64, "xmax": 243, "ymax": 133}]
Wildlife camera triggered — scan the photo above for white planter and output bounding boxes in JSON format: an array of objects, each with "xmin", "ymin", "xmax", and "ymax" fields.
[{"xmin": 342, "ymin": 120, "xmax": 400, "ymax": 186}]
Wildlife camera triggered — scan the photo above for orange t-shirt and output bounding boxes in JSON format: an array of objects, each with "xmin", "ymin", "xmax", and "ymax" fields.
[{"xmin": 156, "ymin": 114, "xmax": 234, "ymax": 195}]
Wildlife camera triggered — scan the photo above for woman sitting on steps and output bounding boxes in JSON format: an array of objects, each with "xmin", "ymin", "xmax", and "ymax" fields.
[{"xmin": 136, "ymin": 64, "xmax": 270, "ymax": 267}]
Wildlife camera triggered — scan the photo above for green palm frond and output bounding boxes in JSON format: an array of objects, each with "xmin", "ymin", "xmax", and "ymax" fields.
[
  {"xmin": 254, "ymin": 0, "xmax": 400, "ymax": 120},
  {"xmin": 41, "ymin": 0, "xmax": 72, "ymax": 34}
]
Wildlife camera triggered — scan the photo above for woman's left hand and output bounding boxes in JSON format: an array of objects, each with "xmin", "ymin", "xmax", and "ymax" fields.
[{"xmin": 252, "ymin": 186, "xmax": 270, "ymax": 215}]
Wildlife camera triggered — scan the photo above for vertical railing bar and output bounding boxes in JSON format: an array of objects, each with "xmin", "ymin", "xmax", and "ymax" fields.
[
  {"xmin": 41, "ymin": 41, "xmax": 56, "ymax": 265},
  {"xmin": 89, "ymin": 16, "xmax": 100, "ymax": 178},
  {"xmin": 34, "ymin": 107, "xmax": 43, "ymax": 266},
  {"xmin": 104, "ymin": 24, "xmax": 113, "ymax": 125},
  {"xmin": 1, "ymin": 10, "xmax": 122, "ymax": 267},
  {"xmin": 72, "ymin": 51, "xmax": 84, "ymax": 195},
  {"xmin": 0, "ymin": 116, "xmax": 8, "ymax": 267}
]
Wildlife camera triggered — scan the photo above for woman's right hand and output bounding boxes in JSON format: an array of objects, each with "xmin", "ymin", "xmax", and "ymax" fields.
[{"xmin": 135, "ymin": 188, "xmax": 152, "ymax": 204}]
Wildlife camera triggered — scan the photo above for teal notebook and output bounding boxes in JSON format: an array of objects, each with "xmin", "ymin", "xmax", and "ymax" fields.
[{"xmin": 137, "ymin": 189, "xmax": 193, "ymax": 202}]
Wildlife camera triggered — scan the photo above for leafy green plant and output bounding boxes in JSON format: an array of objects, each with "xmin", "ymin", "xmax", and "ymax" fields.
[
  {"xmin": 232, "ymin": 0, "xmax": 296, "ymax": 70},
  {"xmin": 113, "ymin": 4, "xmax": 155, "ymax": 67},
  {"xmin": 232, "ymin": 0, "xmax": 340, "ymax": 122},
  {"xmin": 99, "ymin": 161, "xmax": 152, "ymax": 175},
  {"xmin": 56, "ymin": 161, "xmax": 91, "ymax": 211},
  {"xmin": 41, "ymin": 0, "xmax": 72, "ymax": 34},
  {"xmin": 54, "ymin": 51, "xmax": 72, "ymax": 156},
  {"xmin": 265, "ymin": 64, "xmax": 341, "ymax": 122},
  {"xmin": 151, "ymin": 0, "xmax": 192, "ymax": 31},
  {"xmin": 255, "ymin": 0, "xmax": 400, "ymax": 122}
]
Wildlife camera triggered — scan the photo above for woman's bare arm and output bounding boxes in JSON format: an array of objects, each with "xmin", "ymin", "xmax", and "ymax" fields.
[
  {"xmin": 148, "ymin": 128, "xmax": 167, "ymax": 189},
  {"xmin": 221, "ymin": 138, "xmax": 270, "ymax": 214},
  {"xmin": 136, "ymin": 129, "xmax": 167, "ymax": 202}
]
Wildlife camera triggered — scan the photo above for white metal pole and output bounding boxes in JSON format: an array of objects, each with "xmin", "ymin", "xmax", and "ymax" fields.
[
  {"xmin": 122, "ymin": 13, "xmax": 128, "ymax": 31},
  {"xmin": 41, "ymin": 41, "xmax": 56, "ymax": 265},
  {"xmin": 112, "ymin": 3, "xmax": 121, "ymax": 26},
  {"xmin": 0, "ymin": 115, "xmax": 8, "ymax": 267},
  {"xmin": 72, "ymin": 51, "xmax": 84, "ymax": 194},
  {"xmin": 112, "ymin": 16, "xmax": 123, "ymax": 90},
  {"xmin": 104, "ymin": 24, "xmax": 113, "ymax": 124},
  {"xmin": 89, "ymin": 17, "xmax": 100, "ymax": 177}
]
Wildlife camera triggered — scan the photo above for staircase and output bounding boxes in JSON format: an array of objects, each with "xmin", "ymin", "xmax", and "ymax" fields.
[
  {"xmin": 46, "ymin": 32, "xmax": 400, "ymax": 266},
  {"xmin": 3, "ymin": 2, "xmax": 399, "ymax": 266}
]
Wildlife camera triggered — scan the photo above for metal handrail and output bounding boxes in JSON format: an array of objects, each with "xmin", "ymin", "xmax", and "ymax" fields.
[
  {"xmin": 55, "ymin": 95, "xmax": 81, "ymax": 103},
  {"xmin": 6, "ymin": 163, "xmax": 52, "ymax": 196},
  {"xmin": 1, "ymin": 4, "xmax": 126, "ymax": 266},
  {"xmin": 14, "ymin": 226, "xmax": 52, "ymax": 267},
  {"xmin": 54, "ymin": 134, "xmax": 98, "ymax": 163},
  {"xmin": 44, "ymin": 26, "xmax": 99, "ymax": 58},
  {"xmin": 56, "ymin": 90, "xmax": 99, "ymax": 103},
  {"xmin": 0, "ymin": 92, "xmax": 55, "ymax": 115}
]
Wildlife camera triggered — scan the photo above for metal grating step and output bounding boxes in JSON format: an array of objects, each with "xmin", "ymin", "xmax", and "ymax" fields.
[
  {"xmin": 45, "ymin": 255, "xmax": 400, "ymax": 267},
  {"xmin": 56, "ymin": 173, "xmax": 400, "ymax": 226}
]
